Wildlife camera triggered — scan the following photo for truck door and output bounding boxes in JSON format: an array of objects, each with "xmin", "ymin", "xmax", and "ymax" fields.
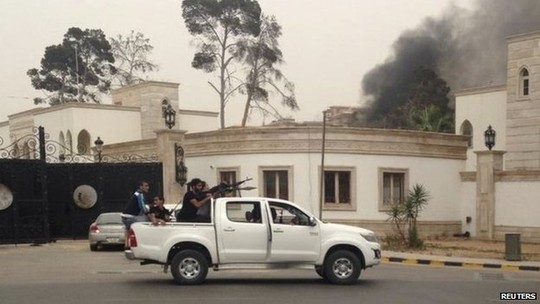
[
  {"xmin": 267, "ymin": 201, "xmax": 321, "ymax": 262},
  {"xmin": 217, "ymin": 200, "xmax": 269, "ymax": 263}
]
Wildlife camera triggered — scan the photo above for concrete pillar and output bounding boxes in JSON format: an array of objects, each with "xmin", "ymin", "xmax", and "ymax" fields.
[
  {"xmin": 474, "ymin": 150, "xmax": 505, "ymax": 239},
  {"xmin": 155, "ymin": 129, "xmax": 187, "ymax": 205}
]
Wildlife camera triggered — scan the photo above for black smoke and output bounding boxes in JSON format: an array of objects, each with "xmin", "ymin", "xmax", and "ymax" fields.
[{"xmin": 361, "ymin": 0, "xmax": 540, "ymax": 121}]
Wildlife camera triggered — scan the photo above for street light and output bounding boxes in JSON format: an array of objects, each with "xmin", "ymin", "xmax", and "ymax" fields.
[
  {"xmin": 68, "ymin": 37, "xmax": 81, "ymax": 102},
  {"xmin": 94, "ymin": 137, "xmax": 104, "ymax": 163},
  {"xmin": 163, "ymin": 104, "xmax": 176, "ymax": 129},
  {"xmin": 484, "ymin": 125, "xmax": 496, "ymax": 151},
  {"xmin": 319, "ymin": 109, "xmax": 330, "ymax": 220}
]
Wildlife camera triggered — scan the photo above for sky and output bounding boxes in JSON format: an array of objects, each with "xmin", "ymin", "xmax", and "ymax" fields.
[{"xmin": 0, "ymin": 0, "xmax": 476, "ymax": 126}]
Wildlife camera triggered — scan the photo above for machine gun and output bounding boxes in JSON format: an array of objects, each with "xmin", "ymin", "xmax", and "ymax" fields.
[{"xmin": 205, "ymin": 177, "xmax": 255, "ymax": 197}]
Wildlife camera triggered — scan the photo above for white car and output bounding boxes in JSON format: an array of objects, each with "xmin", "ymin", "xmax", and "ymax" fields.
[{"xmin": 88, "ymin": 212, "xmax": 125, "ymax": 251}]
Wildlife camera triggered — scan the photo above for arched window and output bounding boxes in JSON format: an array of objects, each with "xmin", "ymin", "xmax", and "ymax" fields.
[
  {"xmin": 519, "ymin": 68, "xmax": 530, "ymax": 97},
  {"xmin": 77, "ymin": 129, "xmax": 91, "ymax": 154},
  {"xmin": 460, "ymin": 120, "xmax": 473, "ymax": 148},
  {"xmin": 59, "ymin": 131, "xmax": 65, "ymax": 156},
  {"xmin": 66, "ymin": 130, "xmax": 73, "ymax": 154}
]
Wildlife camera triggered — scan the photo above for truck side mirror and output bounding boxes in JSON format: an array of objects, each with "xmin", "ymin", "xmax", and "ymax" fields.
[{"xmin": 309, "ymin": 216, "xmax": 317, "ymax": 227}]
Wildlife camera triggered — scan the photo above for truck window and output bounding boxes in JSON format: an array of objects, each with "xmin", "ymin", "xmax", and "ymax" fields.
[
  {"xmin": 226, "ymin": 201, "xmax": 262, "ymax": 223},
  {"xmin": 268, "ymin": 201, "xmax": 310, "ymax": 226}
]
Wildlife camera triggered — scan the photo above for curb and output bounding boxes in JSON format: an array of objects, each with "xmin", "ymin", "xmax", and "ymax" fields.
[{"xmin": 382, "ymin": 256, "xmax": 540, "ymax": 272}]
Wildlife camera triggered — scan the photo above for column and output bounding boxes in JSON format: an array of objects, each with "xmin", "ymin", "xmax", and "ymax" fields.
[
  {"xmin": 474, "ymin": 150, "xmax": 505, "ymax": 239},
  {"xmin": 155, "ymin": 129, "xmax": 187, "ymax": 205}
]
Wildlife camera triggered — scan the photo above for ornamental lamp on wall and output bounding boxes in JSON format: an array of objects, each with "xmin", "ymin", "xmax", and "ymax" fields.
[
  {"xmin": 94, "ymin": 136, "xmax": 104, "ymax": 162},
  {"xmin": 484, "ymin": 125, "xmax": 496, "ymax": 151},
  {"xmin": 163, "ymin": 104, "xmax": 176, "ymax": 129}
]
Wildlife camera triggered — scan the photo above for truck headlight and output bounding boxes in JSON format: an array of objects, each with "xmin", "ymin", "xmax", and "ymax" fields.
[{"xmin": 360, "ymin": 232, "xmax": 378, "ymax": 243}]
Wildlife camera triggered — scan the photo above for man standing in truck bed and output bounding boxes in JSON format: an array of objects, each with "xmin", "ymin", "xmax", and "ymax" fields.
[{"xmin": 178, "ymin": 178, "xmax": 213, "ymax": 222}]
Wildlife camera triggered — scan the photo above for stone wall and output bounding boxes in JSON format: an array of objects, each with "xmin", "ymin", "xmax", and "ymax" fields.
[
  {"xmin": 112, "ymin": 81, "xmax": 180, "ymax": 139},
  {"xmin": 505, "ymin": 31, "xmax": 540, "ymax": 170}
]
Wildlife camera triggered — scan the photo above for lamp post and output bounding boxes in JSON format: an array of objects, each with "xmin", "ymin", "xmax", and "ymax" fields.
[
  {"xmin": 68, "ymin": 38, "xmax": 80, "ymax": 102},
  {"xmin": 94, "ymin": 137, "xmax": 104, "ymax": 163},
  {"xmin": 484, "ymin": 125, "xmax": 496, "ymax": 150},
  {"xmin": 319, "ymin": 109, "xmax": 330, "ymax": 220},
  {"xmin": 163, "ymin": 104, "xmax": 176, "ymax": 129}
]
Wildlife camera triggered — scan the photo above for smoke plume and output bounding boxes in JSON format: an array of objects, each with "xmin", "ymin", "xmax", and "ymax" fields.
[{"xmin": 361, "ymin": 0, "xmax": 540, "ymax": 119}]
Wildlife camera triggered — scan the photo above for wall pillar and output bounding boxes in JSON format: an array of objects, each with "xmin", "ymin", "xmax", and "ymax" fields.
[
  {"xmin": 474, "ymin": 150, "xmax": 505, "ymax": 239},
  {"xmin": 155, "ymin": 129, "xmax": 187, "ymax": 206}
]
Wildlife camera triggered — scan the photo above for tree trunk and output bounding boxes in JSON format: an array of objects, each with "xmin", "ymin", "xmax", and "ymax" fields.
[{"xmin": 241, "ymin": 90, "xmax": 253, "ymax": 127}]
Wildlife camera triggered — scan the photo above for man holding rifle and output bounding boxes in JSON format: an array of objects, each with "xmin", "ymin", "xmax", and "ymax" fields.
[
  {"xmin": 178, "ymin": 177, "xmax": 253, "ymax": 222},
  {"xmin": 178, "ymin": 178, "xmax": 214, "ymax": 222}
]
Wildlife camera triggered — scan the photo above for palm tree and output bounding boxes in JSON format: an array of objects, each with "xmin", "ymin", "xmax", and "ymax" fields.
[
  {"xmin": 410, "ymin": 104, "xmax": 454, "ymax": 133},
  {"xmin": 404, "ymin": 184, "xmax": 430, "ymax": 248}
]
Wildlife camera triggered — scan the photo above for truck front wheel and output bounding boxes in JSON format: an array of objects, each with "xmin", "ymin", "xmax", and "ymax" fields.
[
  {"xmin": 323, "ymin": 250, "xmax": 361, "ymax": 285},
  {"xmin": 170, "ymin": 249, "xmax": 208, "ymax": 285}
]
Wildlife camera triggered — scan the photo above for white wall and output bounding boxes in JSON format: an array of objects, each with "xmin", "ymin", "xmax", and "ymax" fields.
[
  {"xmin": 178, "ymin": 112, "xmax": 219, "ymax": 133},
  {"xmin": 185, "ymin": 152, "xmax": 465, "ymax": 222},
  {"xmin": 459, "ymin": 181, "xmax": 476, "ymax": 235},
  {"xmin": 33, "ymin": 107, "xmax": 141, "ymax": 152},
  {"xmin": 455, "ymin": 88, "xmax": 507, "ymax": 171},
  {"xmin": 0, "ymin": 123, "xmax": 9, "ymax": 145},
  {"xmin": 496, "ymin": 182, "xmax": 540, "ymax": 228}
]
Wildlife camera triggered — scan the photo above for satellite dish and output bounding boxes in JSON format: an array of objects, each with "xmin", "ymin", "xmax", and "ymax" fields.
[
  {"xmin": 73, "ymin": 185, "xmax": 97, "ymax": 209},
  {"xmin": 0, "ymin": 184, "xmax": 13, "ymax": 211}
]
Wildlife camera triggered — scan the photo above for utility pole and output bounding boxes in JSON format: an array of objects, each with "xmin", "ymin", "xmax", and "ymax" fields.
[
  {"xmin": 69, "ymin": 38, "xmax": 81, "ymax": 102},
  {"xmin": 319, "ymin": 109, "xmax": 329, "ymax": 220}
]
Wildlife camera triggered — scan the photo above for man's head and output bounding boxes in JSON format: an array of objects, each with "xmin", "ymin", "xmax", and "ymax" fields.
[
  {"xmin": 139, "ymin": 181, "xmax": 150, "ymax": 193},
  {"xmin": 153, "ymin": 196, "xmax": 164, "ymax": 206},
  {"xmin": 188, "ymin": 178, "xmax": 203, "ymax": 192}
]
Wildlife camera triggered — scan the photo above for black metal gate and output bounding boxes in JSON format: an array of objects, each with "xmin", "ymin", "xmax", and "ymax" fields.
[
  {"xmin": 46, "ymin": 162, "xmax": 162, "ymax": 240},
  {"xmin": 0, "ymin": 127, "xmax": 163, "ymax": 244},
  {"xmin": 0, "ymin": 159, "xmax": 49, "ymax": 244}
]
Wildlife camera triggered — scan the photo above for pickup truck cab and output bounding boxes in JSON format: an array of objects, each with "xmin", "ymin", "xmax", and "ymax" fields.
[{"xmin": 125, "ymin": 197, "xmax": 381, "ymax": 285}]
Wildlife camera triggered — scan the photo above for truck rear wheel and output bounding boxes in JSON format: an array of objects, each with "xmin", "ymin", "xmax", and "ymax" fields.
[
  {"xmin": 323, "ymin": 250, "xmax": 361, "ymax": 285},
  {"xmin": 170, "ymin": 249, "xmax": 208, "ymax": 285}
]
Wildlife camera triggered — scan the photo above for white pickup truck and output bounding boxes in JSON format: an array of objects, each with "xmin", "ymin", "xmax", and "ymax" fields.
[{"xmin": 125, "ymin": 197, "xmax": 381, "ymax": 285}]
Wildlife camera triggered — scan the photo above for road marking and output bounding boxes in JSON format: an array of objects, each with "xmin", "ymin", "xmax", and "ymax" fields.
[{"xmin": 382, "ymin": 256, "xmax": 540, "ymax": 272}]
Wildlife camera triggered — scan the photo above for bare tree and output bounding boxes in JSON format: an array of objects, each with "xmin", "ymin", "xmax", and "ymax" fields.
[
  {"xmin": 237, "ymin": 15, "xmax": 297, "ymax": 126},
  {"xmin": 110, "ymin": 31, "xmax": 158, "ymax": 87},
  {"xmin": 182, "ymin": 0, "xmax": 262, "ymax": 128}
]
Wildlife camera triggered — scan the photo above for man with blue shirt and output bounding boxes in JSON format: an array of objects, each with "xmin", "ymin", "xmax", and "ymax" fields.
[{"xmin": 122, "ymin": 181, "xmax": 150, "ymax": 248}]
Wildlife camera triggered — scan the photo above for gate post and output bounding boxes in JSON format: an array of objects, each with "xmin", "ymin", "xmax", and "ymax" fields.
[
  {"xmin": 38, "ymin": 126, "xmax": 46, "ymax": 161},
  {"xmin": 474, "ymin": 150, "xmax": 505, "ymax": 240},
  {"xmin": 155, "ymin": 129, "xmax": 187, "ymax": 205},
  {"xmin": 38, "ymin": 126, "xmax": 51, "ymax": 242}
]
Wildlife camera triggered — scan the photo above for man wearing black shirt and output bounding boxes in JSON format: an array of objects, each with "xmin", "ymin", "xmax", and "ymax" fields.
[
  {"xmin": 178, "ymin": 178, "xmax": 213, "ymax": 222},
  {"xmin": 148, "ymin": 196, "xmax": 171, "ymax": 225}
]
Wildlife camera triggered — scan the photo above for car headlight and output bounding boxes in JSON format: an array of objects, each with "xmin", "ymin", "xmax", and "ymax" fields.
[{"xmin": 360, "ymin": 232, "xmax": 378, "ymax": 243}]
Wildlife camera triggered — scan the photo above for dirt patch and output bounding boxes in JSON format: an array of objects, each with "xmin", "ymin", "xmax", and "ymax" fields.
[{"xmin": 383, "ymin": 237, "xmax": 540, "ymax": 262}]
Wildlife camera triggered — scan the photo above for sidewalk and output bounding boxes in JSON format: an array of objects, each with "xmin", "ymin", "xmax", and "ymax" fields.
[{"xmin": 382, "ymin": 250, "xmax": 540, "ymax": 272}]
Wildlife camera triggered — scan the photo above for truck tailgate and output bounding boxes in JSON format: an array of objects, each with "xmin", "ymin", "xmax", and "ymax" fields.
[{"xmin": 128, "ymin": 222, "xmax": 217, "ymax": 263}]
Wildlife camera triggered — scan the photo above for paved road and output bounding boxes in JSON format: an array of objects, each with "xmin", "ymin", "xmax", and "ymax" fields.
[{"xmin": 0, "ymin": 241, "xmax": 538, "ymax": 304}]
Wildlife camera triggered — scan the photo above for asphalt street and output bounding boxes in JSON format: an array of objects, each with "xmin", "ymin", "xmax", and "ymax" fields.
[{"xmin": 0, "ymin": 241, "xmax": 538, "ymax": 304}]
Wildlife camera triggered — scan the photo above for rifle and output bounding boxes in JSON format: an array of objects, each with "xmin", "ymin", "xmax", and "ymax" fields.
[{"xmin": 205, "ymin": 177, "xmax": 255, "ymax": 197}]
